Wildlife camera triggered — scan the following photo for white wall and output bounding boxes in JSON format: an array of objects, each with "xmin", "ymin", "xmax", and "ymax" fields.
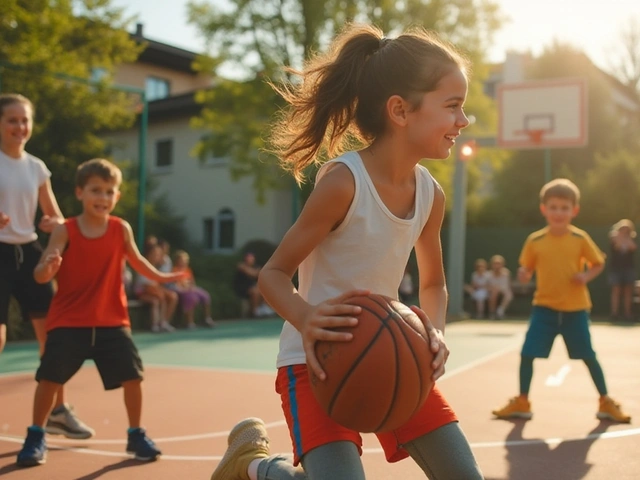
[{"xmin": 104, "ymin": 116, "xmax": 292, "ymax": 251}]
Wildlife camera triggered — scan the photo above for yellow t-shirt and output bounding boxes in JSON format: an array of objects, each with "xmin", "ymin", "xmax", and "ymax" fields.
[{"xmin": 519, "ymin": 225, "xmax": 605, "ymax": 311}]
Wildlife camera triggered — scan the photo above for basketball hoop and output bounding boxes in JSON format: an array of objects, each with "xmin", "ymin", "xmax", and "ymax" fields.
[
  {"xmin": 526, "ymin": 129, "xmax": 545, "ymax": 145},
  {"xmin": 513, "ymin": 128, "xmax": 546, "ymax": 146}
]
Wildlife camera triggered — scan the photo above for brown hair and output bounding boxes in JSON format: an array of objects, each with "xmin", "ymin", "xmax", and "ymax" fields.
[
  {"xmin": 269, "ymin": 23, "xmax": 469, "ymax": 183},
  {"xmin": 539, "ymin": 178, "xmax": 580, "ymax": 205},
  {"xmin": 0, "ymin": 93, "xmax": 34, "ymax": 118},
  {"xmin": 75, "ymin": 158, "xmax": 122, "ymax": 188}
]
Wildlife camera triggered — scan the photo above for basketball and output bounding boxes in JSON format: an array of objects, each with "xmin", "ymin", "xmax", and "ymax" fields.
[{"xmin": 309, "ymin": 293, "xmax": 435, "ymax": 433}]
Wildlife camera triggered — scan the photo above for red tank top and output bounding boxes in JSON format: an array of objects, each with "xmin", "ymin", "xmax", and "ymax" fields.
[{"xmin": 46, "ymin": 216, "xmax": 130, "ymax": 331}]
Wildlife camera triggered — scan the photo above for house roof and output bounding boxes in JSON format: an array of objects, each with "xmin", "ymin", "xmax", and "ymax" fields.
[{"xmin": 130, "ymin": 23, "xmax": 200, "ymax": 74}]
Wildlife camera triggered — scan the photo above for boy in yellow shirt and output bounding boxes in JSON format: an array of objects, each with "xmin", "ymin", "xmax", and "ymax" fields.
[{"xmin": 492, "ymin": 178, "xmax": 631, "ymax": 423}]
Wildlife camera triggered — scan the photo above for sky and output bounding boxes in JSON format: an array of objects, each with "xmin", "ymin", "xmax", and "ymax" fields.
[{"xmin": 111, "ymin": 0, "xmax": 640, "ymax": 72}]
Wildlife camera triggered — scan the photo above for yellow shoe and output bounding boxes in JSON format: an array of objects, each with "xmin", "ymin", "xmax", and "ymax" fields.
[
  {"xmin": 597, "ymin": 397, "xmax": 631, "ymax": 423},
  {"xmin": 492, "ymin": 396, "xmax": 532, "ymax": 419},
  {"xmin": 211, "ymin": 418, "xmax": 270, "ymax": 480}
]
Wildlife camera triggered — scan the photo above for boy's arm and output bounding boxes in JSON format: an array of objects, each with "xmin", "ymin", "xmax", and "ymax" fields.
[
  {"xmin": 37, "ymin": 179, "xmax": 65, "ymax": 233},
  {"xmin": 34, "ymin": 224, "xmax": 68, "ymax": 283},
  {"xmin": 518, "ymin": 237, "xmax": 535, "ymax": 283},
  {"xmin": 120, "ymin": 220, "xmax": 185, "ymax": 283},
  {"xmin": 574, "ymin": 234, "xmax": 606, "ymax": 284},
  {"xmin": 579, "ymin": 263, "xmax": 604, "ymax": 283}
]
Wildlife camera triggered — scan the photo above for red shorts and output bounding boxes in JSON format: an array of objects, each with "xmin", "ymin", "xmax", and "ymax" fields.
[{"xmin": 276, "ymin": 364, "xmax": 458, "ymax": 465}]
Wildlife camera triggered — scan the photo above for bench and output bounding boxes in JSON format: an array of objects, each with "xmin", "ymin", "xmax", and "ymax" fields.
[{"xmin": 465, "ymin": 280, "xmax": 535, "ymax": 318}]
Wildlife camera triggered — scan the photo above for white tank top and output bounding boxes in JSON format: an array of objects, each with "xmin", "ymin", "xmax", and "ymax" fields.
[
  {"xmin": 276, "ymin": 151, "xmax": 436, "ymax": 368},
  {"xmin": 0, "ymin": 151, "xmax": 51, "ymax": 244}
]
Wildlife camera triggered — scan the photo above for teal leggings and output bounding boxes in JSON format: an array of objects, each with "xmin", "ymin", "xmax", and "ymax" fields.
[
  {"xmin": 257, "ymin": 422, "xmax": 484, "ymax": 479},
  {"xmin": 519, "ymin": 355, "xmax": 608, "ymax": 395}
]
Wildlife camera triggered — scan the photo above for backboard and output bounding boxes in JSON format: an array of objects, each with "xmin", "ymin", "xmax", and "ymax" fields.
[{"xmin": 497, "ymin": 78, "xmax": 588, "ymax": 149}]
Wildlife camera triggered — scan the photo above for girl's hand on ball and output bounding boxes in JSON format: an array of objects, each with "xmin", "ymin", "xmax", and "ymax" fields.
[{"xmin": 302, "ymin": 289, "xmax": 369, "ymax": 381}]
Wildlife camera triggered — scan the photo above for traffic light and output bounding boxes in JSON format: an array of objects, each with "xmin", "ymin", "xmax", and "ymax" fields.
[{"xmin": 459, "ymin": 140, "xmax": 476, "ymax": 161}]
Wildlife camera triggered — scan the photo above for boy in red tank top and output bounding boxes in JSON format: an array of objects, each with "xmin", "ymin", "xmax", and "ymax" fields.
[{"xmin": 16, "ymin": 158, "xmax": 185, "ymax": 468}]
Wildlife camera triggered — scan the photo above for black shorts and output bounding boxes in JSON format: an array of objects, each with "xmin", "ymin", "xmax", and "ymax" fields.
[
  {"xmin": 36, "ymin": 327, "xmax": 144, "ymax": 390},
  {"xmin": 0, "ymin": 240, "xmax": 54, "ymax": 324}
]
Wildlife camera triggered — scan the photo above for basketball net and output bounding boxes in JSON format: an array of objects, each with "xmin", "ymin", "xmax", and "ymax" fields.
[{"xmin": 526, "ymin": 129, "xmax": 545, "ymax": 145}]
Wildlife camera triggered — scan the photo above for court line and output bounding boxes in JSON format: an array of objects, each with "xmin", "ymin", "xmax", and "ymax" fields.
[
  {"xmin": 2, "ymin": 427, "xmax": 638, "ymax": 461},
  {"xmin": 0, "ymin": 334, "xmax": 524, "ymax": 447}
]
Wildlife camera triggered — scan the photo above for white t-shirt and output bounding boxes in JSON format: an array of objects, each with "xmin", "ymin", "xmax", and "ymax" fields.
[
  {"xmin": 276, "ymin": 151, "xmax": 436, "ymax": 368},
  {"xmin": 0, "ymin": 150, "xmax": 51, "ymax": 244}
]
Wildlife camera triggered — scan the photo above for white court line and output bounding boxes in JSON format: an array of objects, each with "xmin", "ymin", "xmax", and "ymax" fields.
[
  {"xmin": 545, "ymin": 364, "xmax": 572, "ymax": 387},
  {"xmin": 2, "ymin": 428, "xmax": 639, "ymax": 461},
  {"xmin": 7, "ymin": 328, "xmax": 637, "ymax": 463},
  {"xmin": 0, "ymin": 332, "xmax": 524, "ymax": 448}
]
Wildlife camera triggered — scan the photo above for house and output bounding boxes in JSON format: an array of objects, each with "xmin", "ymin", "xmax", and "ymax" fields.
[{"xmin": 103, "ymin": 24, "xmax": 294, "ymax": 253}]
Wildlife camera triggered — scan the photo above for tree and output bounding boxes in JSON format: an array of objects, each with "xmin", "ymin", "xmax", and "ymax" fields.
[
  {"xmin": 187, "ymin": 0, "xmax": 504, "ymax": 201},
  {"xmin": 610, "ymin": 17, "xmax": 640, "ymax": 98},
  {"xmin": 0, "ymin": 0, "xmax": 139, "ymax": 212},
  {"xmin": 0, "ymin": 0, "xmax": 186, "ymax": 244}
]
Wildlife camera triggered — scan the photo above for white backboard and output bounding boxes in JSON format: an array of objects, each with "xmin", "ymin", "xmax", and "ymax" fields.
[{"xmin": 497, "ymin": 78, "xmax": 588, "ymax": 149}]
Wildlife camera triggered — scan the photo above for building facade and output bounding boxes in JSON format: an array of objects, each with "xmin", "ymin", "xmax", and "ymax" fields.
[{"xmin": 105, "ymin": 24, "xmax": 293, "ymax": 253}]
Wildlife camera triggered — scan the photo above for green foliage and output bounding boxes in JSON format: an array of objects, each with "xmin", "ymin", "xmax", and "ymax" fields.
[
  {"xmin": 0, "ymin": 1, "xmax": 188, "ymax": 247},
  {"xmin": 0, "ymin": 0, "xmax": 141, "ymax": 216},
  {"xmin": 187, "ymin": 0, "xmax": 504, "ymax": 199},
  {"xmin": 580, "ymin": 150, "xmax": 640, "ymax": 225}
]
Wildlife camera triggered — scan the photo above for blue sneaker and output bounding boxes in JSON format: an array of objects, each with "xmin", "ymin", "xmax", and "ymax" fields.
[
  {"xmin": 16, "ymin": 426, "xmax": 47, "ymax": 467},
  {"xmin": 126, "ymin": 428, "xmax": 161, "ymax": 461}
]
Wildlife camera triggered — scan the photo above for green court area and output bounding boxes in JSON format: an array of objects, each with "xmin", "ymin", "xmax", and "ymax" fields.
[{"xmin": 0, "ymin": 318, "xmax": 526, "ymax": 376}]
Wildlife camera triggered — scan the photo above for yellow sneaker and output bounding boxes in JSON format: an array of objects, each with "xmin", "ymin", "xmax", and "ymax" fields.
[
  {"xmin": 211, "ymin": 418, "xmax": 270, "ymax": 480},
  {"xmin": 492, "ymin": 396, "xmax": 533, "ymax": 419},
  {"xmin": 597, "ymin": 397, "xmax": 631, "ymax": 423}
]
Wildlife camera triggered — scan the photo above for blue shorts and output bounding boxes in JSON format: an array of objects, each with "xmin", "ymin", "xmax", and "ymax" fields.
[
  {"xmin": 608, "ymin": 268, "xmax": 635, "ymax": 286},
  {"xmin": 521, "ymin": 306, "xmax": 596, "ymax": 360}
]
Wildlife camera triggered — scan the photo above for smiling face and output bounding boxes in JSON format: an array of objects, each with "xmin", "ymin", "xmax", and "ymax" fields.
[
  {"xmin": 540, "ymin": 196, "xmax": 579, "ymax": 233},
  {"xmin": 75, "ymin": 175, "xmax": 121, "ymax": 220},
  {"xmin": 405, "ymin": 67, "xmax": 470, "ymax": 160},
  {"xmin": 0, "ymin": 101, "xmax": 33, "ymax": 157}
]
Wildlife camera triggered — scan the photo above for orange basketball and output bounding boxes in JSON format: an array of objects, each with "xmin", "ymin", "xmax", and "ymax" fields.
[{"xmin": 309, "ymin": 293, "xmax": 435, "ymax": 433}]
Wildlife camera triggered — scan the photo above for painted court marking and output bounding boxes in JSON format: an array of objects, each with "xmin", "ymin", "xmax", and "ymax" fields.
[
  {"xmin": 2, "ymin": 427, "xmax": 639, "ymax": 462},
  {"xmin": 2, "ymin": 343, "xmax": 638, "ymax": 462},
  {"xmin": 545, "ymin": 363, "xmax": 572, "ymax": 387}
]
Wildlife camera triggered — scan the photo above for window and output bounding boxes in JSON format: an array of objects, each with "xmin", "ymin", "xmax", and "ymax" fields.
[
  {"xmin": 145, "ymin": 77, "xmax": 170, "ymax": 101},
  {"xmin": 203, "ymin": 209, "xmax": 235, "ymax": 252},
  {"xmin": 203, "ymin": 218, "xmax": 214, "ymax": 251},
  {"xmin": 155, "ymin": 139, "xmax": 173, "ymax": 170},
  {"xmin": 217, "ymin": 208, "xmax": 235, "ymax": 250},
  {"xmin": 199, "ymin": 134, "xmax": 231, "ymax": 168}
]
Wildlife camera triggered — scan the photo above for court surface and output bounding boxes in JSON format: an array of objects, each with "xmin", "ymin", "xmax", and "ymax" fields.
[{"xmin": 1, "ymin": 318, "xmax": 638, "ymax": 479}]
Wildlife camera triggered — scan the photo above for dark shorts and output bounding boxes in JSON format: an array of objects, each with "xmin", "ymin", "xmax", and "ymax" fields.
[
  {"xmin": 36, "ymin": 327, "xmax": 144, "ymax": 390},
  {"xmin": 0, "ymin": 240, "xmax": 54, "ymax": 325},
  {"xmin": 521, "ymin": 306, "xmax": 596, "ymax": 360},
  {"xmin": 608, "ymin": 268, "xmax": 636, "ymax": 286}
]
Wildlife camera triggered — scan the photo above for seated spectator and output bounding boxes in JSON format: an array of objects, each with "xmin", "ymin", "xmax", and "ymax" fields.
[
  {"xmin": 464, "ymin": 258, "xmax": 490, "ymax": 318},
  {"xmin": 134, "ymin": 243, "xmax": 178, "ymax": 332},
  {"xmin": 233, "ymin": 252, "xmax": 274, "ymax": 317},
  {"xmin": 158, "ymin": 239, "xmax": 173, "ymax": 273},
  {"xmin": 487, "ymin": 254, "xmax": 513, "ymax": 319},
  {"xmin": 172, "ymin": 250, "xmax": 216, "ymax": 329}
]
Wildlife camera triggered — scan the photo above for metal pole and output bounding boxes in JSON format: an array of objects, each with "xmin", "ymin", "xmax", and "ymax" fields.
[
  {"xmin": 446, "ymin": 145, "xmax": 468, "ymax": 318},
  {"xmin": 136, "ymin": 93, "xmax": 148, "ymax": 249}
]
